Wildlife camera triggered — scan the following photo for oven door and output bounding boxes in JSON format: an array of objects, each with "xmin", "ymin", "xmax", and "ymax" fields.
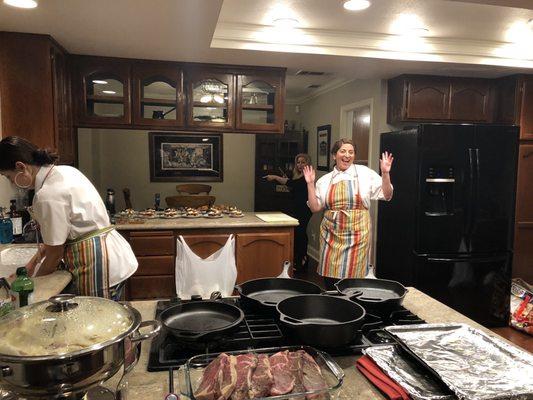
[{"xmin": 413, "ymin": 253, "xmax": 511, "ymax": 327}]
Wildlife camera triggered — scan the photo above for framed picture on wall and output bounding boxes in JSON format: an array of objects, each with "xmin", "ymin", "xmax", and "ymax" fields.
[
  {"xmin": 316, "ymin": 125, "xmax": 331, "ymax": 171},
  {"xmin": 149, "ymin": 132, "xmax": 223, "ymax": 182}
]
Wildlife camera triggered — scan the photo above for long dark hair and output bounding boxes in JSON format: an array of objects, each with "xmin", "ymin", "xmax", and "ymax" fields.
[{"xmin": 0, "ymin": 136, "xmax": 58, "ymax": 170}]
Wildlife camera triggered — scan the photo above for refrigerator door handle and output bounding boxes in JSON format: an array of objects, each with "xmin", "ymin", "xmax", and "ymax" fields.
[
  {"xmin": 426, "ymin": 255, "xmax": 508, "ymax": 263},
  {"xmin": 466, "ymin": 148, "xmax": 475, "ymax": 245}
]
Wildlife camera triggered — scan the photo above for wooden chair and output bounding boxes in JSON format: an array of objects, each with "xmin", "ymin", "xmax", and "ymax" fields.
[
  {"xmin": 176, "ymin": 184, "xmax": 212, "ymax": 195},
  {"xmin": 166, "ymin": 195, "xmax": 216, "ymax": 209}
]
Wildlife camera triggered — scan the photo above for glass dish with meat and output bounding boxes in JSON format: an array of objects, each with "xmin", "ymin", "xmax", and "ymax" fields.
[{"xmin": 178, "ymin": 345, "xmax": 344, "ymax": 400}]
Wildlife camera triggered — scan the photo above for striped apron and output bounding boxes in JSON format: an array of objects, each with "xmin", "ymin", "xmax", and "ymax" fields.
[
  {"xmin": 63, "ymin": 226, "xmax": 115, "ymax": 298},
  {"xmin": 318, "ymin": 177, "xmax": 371, "ymax": 279}
]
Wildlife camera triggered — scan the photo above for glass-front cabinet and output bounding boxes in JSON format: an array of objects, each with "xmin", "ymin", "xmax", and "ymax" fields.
[
  {"xmin": 75, "ymin": 58, "xmax": 131, "ymax": 125},
  {"xmin": 237, "ymin": 74, "xmax": 284, "ymax": 132},
  {"xmin": 186, "ymin": 71, "xmax": 234, "ymax": 130},
  {"xmin": 132, "ymin": 63, "xmax": 183, "ymax": 127}
]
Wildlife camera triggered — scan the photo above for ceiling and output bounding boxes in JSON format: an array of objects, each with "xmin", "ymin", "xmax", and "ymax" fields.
[{"xmin": 0, "ymin": 0, "xmax": 532, "ymax": 103}]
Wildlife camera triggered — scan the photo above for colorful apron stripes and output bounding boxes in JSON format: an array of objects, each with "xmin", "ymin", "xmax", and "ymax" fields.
[
  {"xmin": 63, "ymin": 226, "xmax": 114, "ymax": 298},
  {"xmin": 318, "ymin": 177, "xmax": 371, "ymax": 279}
]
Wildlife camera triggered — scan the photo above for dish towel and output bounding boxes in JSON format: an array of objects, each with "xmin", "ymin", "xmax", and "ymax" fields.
[{"xmin": 356, "ymin": 355, "xmax": 411, "ymax": 400}]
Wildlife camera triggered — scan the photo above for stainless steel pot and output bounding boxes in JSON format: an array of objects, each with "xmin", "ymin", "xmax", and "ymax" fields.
[{"xmin": 0, "ymin": 295, "xmax": 160, "ymax": 398}]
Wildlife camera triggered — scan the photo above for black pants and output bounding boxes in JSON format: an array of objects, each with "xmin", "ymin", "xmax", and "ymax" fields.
[{"xmin": 292, "ymin": 209, "xmax": 312, "ymax": 270}]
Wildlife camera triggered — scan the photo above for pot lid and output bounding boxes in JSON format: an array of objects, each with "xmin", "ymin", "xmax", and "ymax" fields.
[{"xmin": 0, "ymin": 295, "xmax": 134, "ymax": 357}]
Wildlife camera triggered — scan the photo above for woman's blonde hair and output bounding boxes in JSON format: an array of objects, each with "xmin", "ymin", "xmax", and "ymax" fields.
[{"xmin": 292, "ymin": 153, "xmax": 311, "ymax": 179}]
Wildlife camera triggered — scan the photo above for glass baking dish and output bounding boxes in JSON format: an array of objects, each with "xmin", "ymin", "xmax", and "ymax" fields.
[{"xmin": 177, "ymin": 345, "xmax": 345, "ymax": 400}]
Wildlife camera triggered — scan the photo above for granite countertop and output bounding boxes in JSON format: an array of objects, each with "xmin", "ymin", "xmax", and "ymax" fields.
[
  {"xmin": 114, "ymin": 212, "xmax": 299, "ymax": 230},
  {"xmin": 126, "ymin": 287, "xmax": 499, "ymax": 400}
]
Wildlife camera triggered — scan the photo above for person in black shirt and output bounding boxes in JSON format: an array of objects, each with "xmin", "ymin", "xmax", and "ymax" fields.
[{"xmin": 265, "ymin": 153, "xmax": 313, "ymax": 271}]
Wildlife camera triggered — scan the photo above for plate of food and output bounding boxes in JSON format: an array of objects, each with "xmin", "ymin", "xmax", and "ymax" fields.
[
  {"xmin": 229, "ymin": 210, "xmax": 244, "ymax": 218},
  {"xmin": 139, "ymin": 208, "xmax": 157, "ymax": 219},
  {"xmin": 204, "ymin": 210, "xmax": 223, "ymax": 219},
  {"xmin": 162, "ymin": 208, "xmax": 180, "ymax": 219}
]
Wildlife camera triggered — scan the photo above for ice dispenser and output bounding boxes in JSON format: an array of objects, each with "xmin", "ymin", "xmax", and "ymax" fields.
[{"xmin": 423, "ymin": 166, "xmax": 455, "ymax": 216}]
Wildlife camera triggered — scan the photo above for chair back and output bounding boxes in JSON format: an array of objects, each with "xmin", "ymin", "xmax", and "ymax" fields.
[
  {"xmin": 176, "ymin": 184, "xmax": 212, "ymax": 195},
  {"xmin": 166, "ymin": 195, "xmax": 216, "ymax": 209}
]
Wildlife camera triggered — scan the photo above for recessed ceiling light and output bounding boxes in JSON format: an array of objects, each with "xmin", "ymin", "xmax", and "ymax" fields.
[
  {"xmin": 343, "ymin": 0, "xmax": 370, "ymax": 11},
  {"xmin": 92, "ymin": 80, "xmax": 108, "ymax": 85},
  {"xmin": 3, "ymin": 0, "xmax": 37, "ymax": 8},
  {"xmin": 272, "ymin": 18, "xmax": 299, "ymax": 29},
  {"xmin": 102, "ymin": 90, "xmax": 116, "ymax": 95}
]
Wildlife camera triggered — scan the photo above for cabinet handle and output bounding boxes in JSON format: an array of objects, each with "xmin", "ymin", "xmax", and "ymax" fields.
[{"xmin": 523, "ymin": 151, "xmax": 533, "ymax": 159}]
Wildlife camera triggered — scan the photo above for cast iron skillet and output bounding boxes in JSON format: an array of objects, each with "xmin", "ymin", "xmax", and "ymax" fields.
[
  {"xmin": 334, "ymin": 278, "xmax": 407, "ymax": 316},
  {"xmin": 159, "ymin": 299, "xmax": 244, "ymax": 342},
  {"xmin": 235, "ymin": 278, "xmax": 323, "ymax": 313},
  {"xmin": 276, "ymin": 294, "xmax": 366, "ymax": 348}
]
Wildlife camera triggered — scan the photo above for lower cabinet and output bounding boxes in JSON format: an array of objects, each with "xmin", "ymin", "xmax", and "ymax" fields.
[
  {"xmin": 122, "ymin": 227, "xmax": 293, "ymax": 300},
  {"xmin": 513, "ymin": 224, "xmax": 533, "ymax": 284}
]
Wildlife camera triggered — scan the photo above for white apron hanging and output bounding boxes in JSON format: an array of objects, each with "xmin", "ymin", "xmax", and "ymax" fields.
[{"xmin": 175, "ymin": 235, "xmax": 237, "ymax": 299}]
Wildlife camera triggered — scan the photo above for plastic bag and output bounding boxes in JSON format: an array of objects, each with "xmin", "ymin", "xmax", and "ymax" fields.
[
  {"xmin": 175, "ymin": 235, "xmax": 237, "ymax": 299},
  {"xmin": 510, "ymin": 278, "xmax": 533, "ymax": 336}
]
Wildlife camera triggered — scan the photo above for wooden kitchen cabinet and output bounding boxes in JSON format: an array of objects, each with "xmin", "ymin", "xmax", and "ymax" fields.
[
  {"xmin": 236, "ymin": 230, "xmax": 292, "ymax": 284},
  {"xmin": 515, "ymin": 144, "xmax": 533, "ymax": 222},
  {"xmin": 513, "ymin": 223, "xmax": 533, "ymax": 284},
  {"xmin": 185, "ymin": 69, "xmax": 235, "ymax": 131},
  {"xmin": 236, "ymin": 73, "xmax": 285, "ymax": 132},
  {"xmin": 72, "ymin": 56, "xmax": 132, "ymax": 126},
  {"xmin": 132, "ymin": 62, "xmax": 184, "ymax": 127},
  {"xmin": 387, "ymin": 75, "xmax": 494, "ymax": 124},
  {"xmin": 181, "ymin": 233, "xmax": 231, "ymax": 258},
  {"xmin": 0, "ymin": 32, "xmax": 76, "ymax": 164},
  {"xmin": 495, "ymin": 75, "xmax": 533, "ymax": 140}
]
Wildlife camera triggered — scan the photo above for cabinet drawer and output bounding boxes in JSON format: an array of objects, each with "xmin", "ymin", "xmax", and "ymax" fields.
[
  {"xmin": 127, "ymin": 275, "xmax": 175, "ymax": 300},
  {"xmin": 135, "ymin": 255, "xmax": 175, "ymax": 276},
  {"xmin": 129, "ymin": 231, "xmax": 175, "ymax": 256}
]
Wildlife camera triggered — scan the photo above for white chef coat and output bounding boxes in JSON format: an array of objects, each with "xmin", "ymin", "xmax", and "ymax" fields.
[
  {"xmin": 32, "ymin": 165, "xmax": 138, "ymax": 286},
  {"xmin": 314, "ymin": 164, "xmax": 392, "ymax": 209}
]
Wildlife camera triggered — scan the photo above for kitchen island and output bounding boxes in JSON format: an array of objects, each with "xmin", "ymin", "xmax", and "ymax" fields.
[
  {"xmin": 126, "ymin": 287, "xmax": 515, "ymax": 400},
  {"xmin": 116, "ymin": 212, "xmax": 298, "ymax": 299}
]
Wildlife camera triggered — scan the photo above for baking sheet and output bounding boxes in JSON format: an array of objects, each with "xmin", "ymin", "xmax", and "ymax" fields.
[
  {"xmin": 255, "ymin": 213, "xmax": 298, "ymax": 223},
  {"xmin": 364, "ymin": 345, "xmax": 456, "ymax": 400},
  {"xmin": 386, "ymin": 323, "xmax": 533, "ymax": 400}
]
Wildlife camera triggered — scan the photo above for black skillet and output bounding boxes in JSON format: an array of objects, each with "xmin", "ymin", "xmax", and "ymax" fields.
[
  {"xmin": 335, "ymin": 278, "xmax": 407, "ymax": 316},
  {"xmin": 235, "ymin": 278, "xmax": 323, "ymax": 314},
  {"xmin": 159, "ymin": 299, "xmax": 244, "ymax": 342}
]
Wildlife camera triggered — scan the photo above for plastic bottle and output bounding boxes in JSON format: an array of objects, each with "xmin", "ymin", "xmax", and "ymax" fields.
[
  {"xmin": 10, "ymin": 267, "xmax": 34, "ymax": 308},
  {"xmin": 9, "ymin": 199, "xmax": 23, "ymax": 240},
  {"xmin": 0, "ymin": 278, "xmax": 13, "ymax": 317},
  {"xmin": 0, "ymin": 207, "xmax": 14, "ymax": 244}
]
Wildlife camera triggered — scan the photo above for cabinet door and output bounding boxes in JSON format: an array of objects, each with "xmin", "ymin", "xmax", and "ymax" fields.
[
  {"xmin": 513, "ymin": 224, "xmax": 533, "ymax": 284},
  {"xmin": 51, "ymin": 45, "xmax": 76, "ymax": 165},
  {"xmin": 406, "ymin": 77, "xmax": 450, "ymax": 120},
  {"xmin": 236, "ymin": 74, "xmax": 284, "ymax": 133},
  {"xmin": 185, "ymin": 70, "xmax": 234, "ymax": 130},
  {"xmin": 181, "ymin": 234, "xmax": 230, "ymax": 258},
  {"xmin": 74, "ymin": 57, "xmax": 131, "ymax": 126},
  {"xmin": 132, "ymin": 62, "xmax": 184, "ymax": 127},
  {"xmin": 519, "ymin": 76, "xmax": 533, "ymax": 140},
  {"xmin": 235, "ymin": 231, "xmax": 292, "ymax": 283},
  {"xmin": 515, "ymin": 144, "xmax": 533, "ymax": 222},
  {"xmin": 450, "ymin": 79, "xmax": 492, "ymax": 122}
]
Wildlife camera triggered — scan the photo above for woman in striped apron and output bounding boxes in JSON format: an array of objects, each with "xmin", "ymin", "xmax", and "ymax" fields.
[
  {"xmin": 303, "ymin": 139, "xmax": 394, "ymax": 290},
  {"xmin": 0, "ymin": 136, "xmax": 138, "ymax": 299}
]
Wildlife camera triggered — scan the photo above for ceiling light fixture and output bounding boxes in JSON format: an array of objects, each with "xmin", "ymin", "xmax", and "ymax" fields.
[
  {"xmin": 3, "ymin": 0, "xmax": 37, "ymax": 8},
  {"xmin": 102, "ymin": 90, "xmax": 116, "ymax": 95},
  {"xmin": 272, "ymin": 18, "xmax": 299, "ymax": 29},
  {"xmin": 343, "ymin": 0, "xmax": 370, "ymax": 11},
  {"xmin": 92, "ymin": 80, "xmax": 108, "ymax": 85}
]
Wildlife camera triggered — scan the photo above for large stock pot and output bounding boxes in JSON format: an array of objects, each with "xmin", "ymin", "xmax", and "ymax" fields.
[{"xmin": 0, "ymin": 294, "xmax": 160, "ymax": 398}]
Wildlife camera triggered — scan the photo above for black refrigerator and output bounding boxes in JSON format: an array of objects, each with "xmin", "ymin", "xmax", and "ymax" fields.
[{"xmin": 377, "ymin": 124, "xmax": 519, "ymax": 327}]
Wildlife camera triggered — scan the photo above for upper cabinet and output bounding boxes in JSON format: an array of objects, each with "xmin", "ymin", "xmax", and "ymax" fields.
[
  {"xmin": 71, "ymin": 56, "xmax": 286, "ymax": 133},
  {"xmin": 495, "ymin": 75, "xmax": 533, "ymax": 140},
  {"xmin": 0, "ymin": 32, "xmax": 76, "ymax": 165},
  {"xmin": 388, "ymin": 75, "xmax": 494, "ymax": 124},
  {"xmin": 185, "ymin": 70, "xmax": 234, "ymax": 130},
  {"xmin": 73, "ymin": 57, "xmax": 132, "ymax": 126},
  {"xmin": 132, "ymin": 63, "xmax": 184, "ymax": 127},
  {"xmin": 236, "ymin": 74, "xmax": 284, "ymax": 132}
]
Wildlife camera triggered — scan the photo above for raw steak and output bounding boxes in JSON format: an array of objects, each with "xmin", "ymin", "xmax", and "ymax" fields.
[
  {"xmin": 216, "ymin": 355, "xmax": 238, "ymax": 400},
  {"xmin": 230, "ymin": 354, "xmax": 258, "ymax": 400},
  {"xmin": 269, "ymin": 351, "xmax": 295, "ymax": 395},
  {"xmin": 249, "ymin": 354, "xmax": 273, "ymax": 398},
  {"xmin": 288, "ymin": 350, "xmax": 305, "ymax": 395},
  {"xmin": 195, "ymin": 354, "xmax": 227, "ymax": 400},
  {"xmin": 301, "ymin": 351, "xmax": 329, "ymax": 400}
]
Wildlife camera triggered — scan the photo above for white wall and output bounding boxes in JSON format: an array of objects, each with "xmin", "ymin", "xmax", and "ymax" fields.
[
  {"xmin": 78, "ymin": 128, "xmax": 256, "ymax": 211},
  {"xmin": 298, "ymin": 79, "xmax": 391, "ymax": 261}
]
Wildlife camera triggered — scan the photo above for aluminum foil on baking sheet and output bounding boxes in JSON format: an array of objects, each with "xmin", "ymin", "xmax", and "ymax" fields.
[
  {"xmin": 364, "ymin": 345, "xmax": 456, "ymax": 400},
  {"xmin": 385, "ymin": 323, "xmax": 533, "ymax": 400}
]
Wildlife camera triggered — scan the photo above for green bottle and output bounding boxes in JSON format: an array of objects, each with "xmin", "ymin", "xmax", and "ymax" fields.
[
  {"xmin": 0, "ymin": 278, "xmax": 13, "ymax": 317},
  {"xmin": 11, "ymin": 267, "xmax": 34, "ymax": 308}
]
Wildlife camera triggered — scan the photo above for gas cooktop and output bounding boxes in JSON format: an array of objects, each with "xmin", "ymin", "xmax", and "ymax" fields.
[{"xmin": 147, "ymin": 297, "xmax": 425, "ymax": 372}]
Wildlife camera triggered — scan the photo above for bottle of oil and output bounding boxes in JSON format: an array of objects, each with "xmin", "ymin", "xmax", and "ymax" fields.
[{"xmin": 10, "ymin": 267, "xmax": 34, "ymax": 308}]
